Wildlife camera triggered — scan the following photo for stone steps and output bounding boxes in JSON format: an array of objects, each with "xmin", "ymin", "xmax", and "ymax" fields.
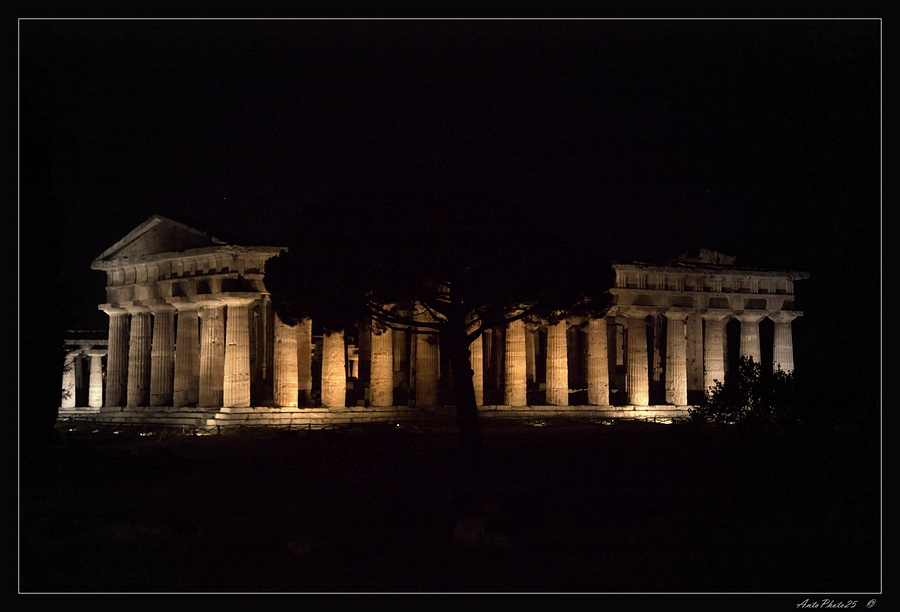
[{"xmin": 59, "ymin": 404, "xmax": 692, "ymax": 429}]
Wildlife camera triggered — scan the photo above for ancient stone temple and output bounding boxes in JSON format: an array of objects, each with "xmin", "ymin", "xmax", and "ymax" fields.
[{"xmin": 59, "ymin": 219, "xmax": 807, "ymax": 428}]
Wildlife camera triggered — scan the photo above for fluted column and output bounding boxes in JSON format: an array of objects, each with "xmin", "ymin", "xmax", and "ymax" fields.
[
  {"xmin": 586, "ymin": 317, "xmax": 609, "ymax": 406},
  {"xmin": 770, "ymin": 311, "xmax": 800, "ymax": 373},
  {"xmin": 198, "ymin": 300, "xmax": 225, "ymax": 407},
  {"xmin": 321, "ymin": 330, "xmax": 346, "ymax": 408},
  {"xmin": 546, "ymin": 320, "xmax": 569, "ymax": 406},
  {"xmin": 101, "ymin": 306, "xmax": 129, "ymax": 407},
  {"xmin": 415, "ymin": 311, "xmax": 440, "ymax": 408},
  {"xmin": 149, "ymin": 303, "xmax": 176, "ymax": 406},
  {"xmin": 172, "ymin": 301, "xmax": 200, "ymax": 407},
  {"xmin": 702, "ymin": 312, "xmax": 729, "ymax": 391},
  {"xmin": 125, "ymin": 304, "xmax": 152, "ymax": 407},
  {"xmin": 624, "ymin": 309, "xmax": 649, "ymax": 406},
  {"xmin": 61, "ymin": 349, "xmax": 78, "ymax": 408},
  {"xmin": 222, "ymin": 297, "xmax": 255, "ymax": 408},
  {"xmin": 87, "ymin": 349, "xmax": 106, "ymax": 408},
  {"xmin": 273, "ymin": 316, "xmax": 300, "ymax": 407},
  {"xmin": 297, "ymin": 318, "xmax": 313, "ymax": 405},
  {"xmin": 470, "ymin": 333, "xmax": 484, "ymax": 406},
  {"xmin": 369, "ymin": 322, "xmax": 394, "ymax": 407},
  {"xmin": 504, "ymin": 319, "xmax": 528, "ymax": 406},
  {"xmin": 736, "ymin": 311, "xmax": 767, "ymax": 365},
  {"xmin": 664, "ymin": 309, "xmax": 689, "ymax": 406}
]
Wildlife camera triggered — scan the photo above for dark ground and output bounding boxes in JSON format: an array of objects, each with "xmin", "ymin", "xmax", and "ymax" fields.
[{"xmin": 19, "ymin": 418, "xmax": 881, "ymax": 594}]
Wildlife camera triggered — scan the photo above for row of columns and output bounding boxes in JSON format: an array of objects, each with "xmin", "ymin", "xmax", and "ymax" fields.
[
  {"xmin": 100, "ymin": 294, "xmax": 260, "ymax": 409},
  {"xmin": 82, "ymin": 303, "xmax": 798, "ymax": 410}
]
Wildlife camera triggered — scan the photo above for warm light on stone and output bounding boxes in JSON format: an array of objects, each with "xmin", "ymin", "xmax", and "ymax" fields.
[
  {"xmin": 321, "ymin": 330, "xmax": 346, "ymax": 408},
  {"xmin": 546, "ymin": 320, "xmax": 569, "ymax": 406},
  {"xmin": 64, "ymin": 222, "xmax": 808, "ymax": 427},
  {"xmin": 504, "ymin": 319, "xmax": 528, "ymax": 407}
]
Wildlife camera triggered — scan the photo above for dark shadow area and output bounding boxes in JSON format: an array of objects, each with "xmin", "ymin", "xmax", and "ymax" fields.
[{"xmin": 20, "ymin": 419, "xmax": 880, "ymax": 593}]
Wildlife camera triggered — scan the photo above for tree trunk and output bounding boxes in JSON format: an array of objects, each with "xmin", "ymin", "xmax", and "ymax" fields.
[{"xmin": 447, "ymin": 324, "xmax": 481, "ymax": 451}]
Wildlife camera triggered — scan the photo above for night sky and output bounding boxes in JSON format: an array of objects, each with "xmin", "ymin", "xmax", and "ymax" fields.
[{"xmin": 19, "ymin": 19, "xmax": 881, "ymax": 412}]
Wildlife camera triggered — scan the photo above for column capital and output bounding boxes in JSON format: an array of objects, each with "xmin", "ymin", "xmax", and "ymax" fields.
[
  {"xmin": 662, "ymin": 308, "xmax": 691, "ymax": 321},
  {"xmin": 217, "ymin": 293, "xmax": 260, "ymax": 307},
  {"xmin": 123, "ymin": 303, "xmax": 151, "ymax": 315},
  {"xmin": 168, "ymin": 297, "xmax": 202, "ymax": 312},
  {"xmin": 146, "ymin": 300, "xmax": 176, "ymax": 314},
  {"xmin": 734, "ymin": 310, "xmax": 768, "ymax": 324},
  {"xmin": 87, "ymin": 348, "xmax": 108, "ymax": 358},
  {"xmin": 621, "ymin": 306, "xmax": 657, "ymax": 319},
  {"xmin": 701, "ymin": 309, "xmax": 731, "ymax": 322},
  {"xmin": 769, "ymin": 310, "xmax": 802, "ymax": 324},
  {"xmin": 99, "ymin": 304, "xmax": 128, "ymax": 316}
]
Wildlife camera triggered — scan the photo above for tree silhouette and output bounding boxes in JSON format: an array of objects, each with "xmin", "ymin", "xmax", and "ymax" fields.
[
  {"xmin": 266, "ymin": 190, "xmax": 614, "ymax": 447},
  {"xmin": 691, "ymin": 356, "xmax": 801, "ymax": 430}
]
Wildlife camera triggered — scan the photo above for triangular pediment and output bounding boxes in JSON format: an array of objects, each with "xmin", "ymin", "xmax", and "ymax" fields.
[{"xmin": 93, "ymin": 215, "xmax": 227, "ymax": 265}]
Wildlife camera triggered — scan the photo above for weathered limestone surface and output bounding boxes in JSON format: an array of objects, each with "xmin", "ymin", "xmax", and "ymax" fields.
[
  {"xmin": 321, "ymin": 330, "xmax": 346, "ymax": 408},
  {"xmin": 586, "ymin": 317, "xmax": 609, "ymax": 406},
  {"xmin": 415, "ymin": 311, "xmax": 440, "ymax": 408},
  {"xmin": 103, "ymin": 306, "xmax": 129, "ymax": 407},
  {"xmin": 546, "ymin": 321, "xmax": 569, "ymax": 406},
  {"xmin": 770, "ymin": 310, "xmax": 799, "ymax": 373},
  {"xmin": 369, "ymin": 323, "xmax": 393, "ymax": 407},
  {"xmin": 150, "ymin": 303, "xmax": 176, "ymax": 406},
  {"xmin": 172, "ymin": 302, "xmax": 200, "ymax": 407},
  {"xmin": 125, "ymin": 305, "xmax": 152, "ymax": 407},
  {"xmin": 223, "ymin": 297, "xmax": 255, "ymax": 407},
  {"xmin": 199, "ymin": 302, "xmax": 225, "ymax": 407},
  {"xmin": 504, "ymin": 319, "xmax": 527, "ymax": 406},
  {"xmin": 273, "ymin": 316, "xmax": 299, "ymax": 407},
  {"xmin": 470, "ymin": 333, "xmax": 484, "ymax": 407},
  {"xmin": 702, "ymin": 312, "xmax": 729, "ymax": 391},
  {"xmin": 296, "ymin": 318, "xmax": 313, "ymax": 404},
  {"xmin": 88, "ymin": 349, "xmax": 106, "ymax": 408},
  {"xmin": 625, "ymin": 310, "xmax": 649, "ymax": 406},
  {"xmin": 664, "ymin": 309, "xmax": 689, "ymax": 406},
  {"xmin": 736, "ymin": 311, "xmax": 767, "ymax": 365}
]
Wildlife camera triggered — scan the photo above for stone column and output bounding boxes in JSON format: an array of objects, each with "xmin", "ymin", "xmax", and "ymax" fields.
[
  {"xmin": 702, "ymin": 312, "xmax": 729, "ymax": 391},
  {"xmin": 415, "ymin": 313, "xmax": 440, "ymax": 408},
  {"xmin": 61, "ymin": 349, "xmax": 78, "ymax": 408},
  {"xmin": 101, "ymin": 306, "xmax": 129, "ymax": 407},
  {"xmin": 546, "ymin": 320, "xmax": 569, "ymax": 406},
  {"xmin": 198, "ymin": 300, "xmax": 225, "ymax": 408},
  {"xmin": 273, "ymin": 316, "xmax": 299, "ymax": 407},
  {"xmin": 586, "ymin": 317, "xmax": 609, "ymax": 406},
  {"xmin": 470, "ymin": 333, "xmax": 484, "ymax": 406},
  {"xmin": 125, "ymin": 304, "xmax": 152, "ymax": 407},
  {"xmin": 297, "ymin": 318, "xmax": 313, "ymax": 405},
  {"xmin": 525, "ymin": 327, "xmax": 536, "ymax": 385},
  {"xmin": 770, "ymin": 311, "xmax": 800, "ymax": 373},
  {"xmin": 321, "ymin": 330, "xmax": 346, "ymax": 408},
  {"xmin": 369, "ymin": 323, "xmax": 394, "ymax": 407},
  {"xmin": 222, "ymin": 297, "xmax": 255, "ymax": 408},
  {"xmin": 172, "ymin": 301, "xmax": 200, "ymax": 407},
  {"xmin": 685, "ymin": 313, "xmax": 704, "ymax": 396},
  {"xmin": 624, "ymin": 309, "xmax": 649, "ymax": 406},
  {"xmin": 149, "ymin": 303, "xmax": 176, "ymax": 406},
  {"xmin": 736, "ymin": 311, "xmax": 767, "ymax": 365},
  {"xmin": 87, "ymin": 349, "xmax": 106, "ymax": 408},
  {"xmin": 664, "ymin": 309, "xmax": 690, "ymax": 406},
  {"xmin": 504, "ymin": 319, "xmax": 528, "ymax": 406}
]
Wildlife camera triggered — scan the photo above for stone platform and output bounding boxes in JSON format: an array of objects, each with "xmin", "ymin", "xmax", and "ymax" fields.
[{"xmin": 58, "ymin": 403, "xmax": 692, "ymax": 431}]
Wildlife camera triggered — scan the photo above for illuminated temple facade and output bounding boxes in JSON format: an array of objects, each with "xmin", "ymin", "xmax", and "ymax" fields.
[{"xmin": 59, "ymin": 216, "xmax": 808, "ymax": 427}]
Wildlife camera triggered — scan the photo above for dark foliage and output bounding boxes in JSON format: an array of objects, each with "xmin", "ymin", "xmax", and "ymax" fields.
[
  {"xmin": 690, "ymin": 356, "xmax": 803, "ymax": 429},
  {"xmin": 266, "ymin": 190, "xmax": 615, "ymax": 446}
]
